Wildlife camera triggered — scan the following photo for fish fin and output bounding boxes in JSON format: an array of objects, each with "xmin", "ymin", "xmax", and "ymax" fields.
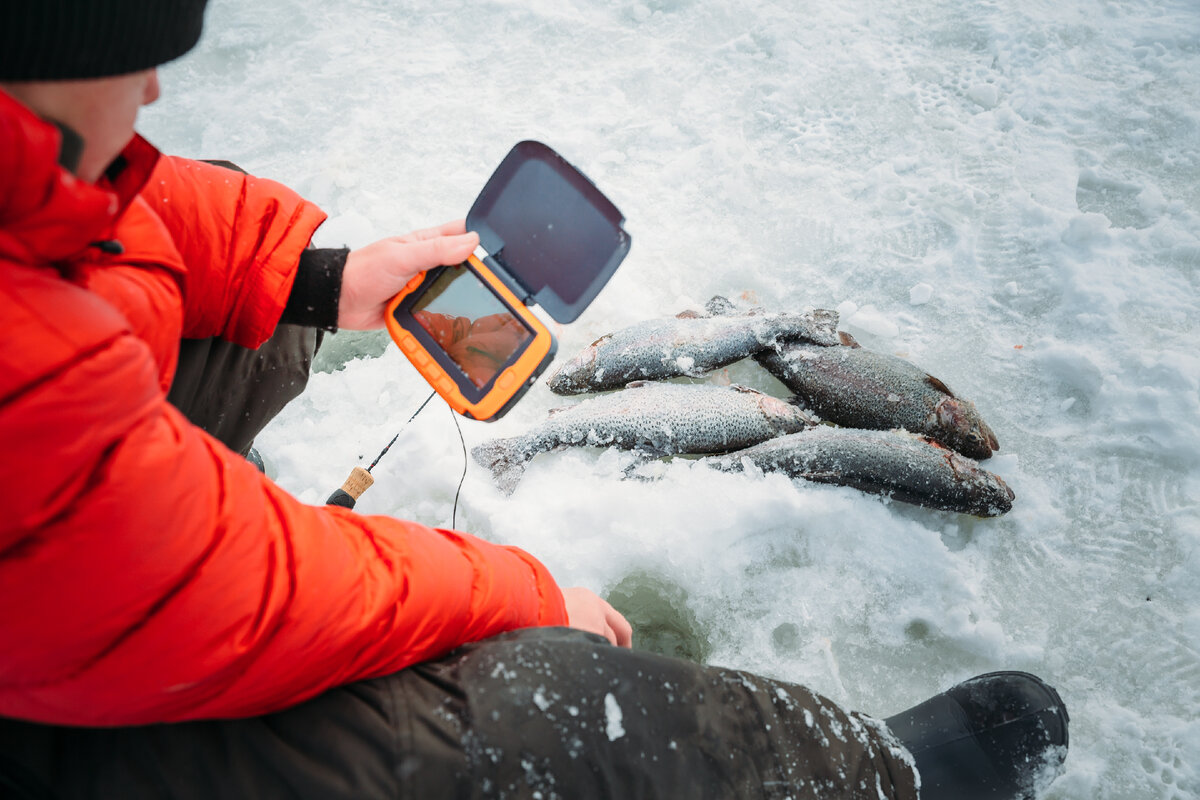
[
  {"xmin": 806, "ymin": 309, "xmax": 841, "ymax": 344},
  {"xmin": 589, "ymin": 333, "xmax": 613, "ymax": 347},
  {"xmin": 704, "ymin": 295, "xmax": 737, "ymax": 316},
  {"xmin": 783, "ymin": 394, "xmax": 816, "ymax": 413},
  {"xmin": 838, "ymin": 331, "xmax": 861, "ymax": 348},
  {"xmin": 626, "ymin": 380, "xmax": 654, "ymax": 389},
  {"xmin": 632, "ymin": 444, "xmax": 671, "ymax": 460},
  {"xmin": 707, "ymin": 369, "xmax": 732, "ymax": 386},
  {"xmin": 621, "ymin": 451, "xmax": 672, "ymax": 483},
  {"xmin": 729, "ymin": 384, "xmax": 765, "ymax": 396},
  {"xmin": 794, "ymin": 470, "xmax": 844, "ymax": 482},
  {"xmin": 926, "ymin": 374, "xmax": 956, "ymax": 397},
  {"xmin": 470, "ymin": 438, "xmax": 531, "ymax": 495}
]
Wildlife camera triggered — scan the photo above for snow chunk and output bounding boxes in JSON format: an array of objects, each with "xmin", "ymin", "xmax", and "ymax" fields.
[
  {"xmin": 604, "ymin": 692, "xmax": 626, "ymax": 741},
  {"xmin": 843, "ymin": 304, "xmax": 900, "ymax": 339},
  {"xmin": 1061, "ymin": 213, "xmax": 1112, "ymax": 247},
  {"xmin": 967, "ymin": 83, "xmax": 999, "ymax": 109},
  {"xmin": 908, "ymin": 283, "xmax": 933, "ymax": 305}
]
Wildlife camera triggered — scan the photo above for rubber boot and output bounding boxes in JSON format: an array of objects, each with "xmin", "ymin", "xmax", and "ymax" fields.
[
  {"xmin": 883, "ymin": 671, "xmax": 1069, "ymax": 800},
  {"xmin": 245, "ymin": 446, "xmax": 266, "ymax": 473}
]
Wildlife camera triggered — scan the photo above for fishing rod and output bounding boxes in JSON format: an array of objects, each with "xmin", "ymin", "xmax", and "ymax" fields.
[{"xmin": 326, "ymin": 390, "xmax": 437, "ymax": 509}]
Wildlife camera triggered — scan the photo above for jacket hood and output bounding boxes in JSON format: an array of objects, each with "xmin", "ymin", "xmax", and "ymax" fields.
[{"xmin": 0, "ymin": 89, "xmax": 159, "ymax": 267}]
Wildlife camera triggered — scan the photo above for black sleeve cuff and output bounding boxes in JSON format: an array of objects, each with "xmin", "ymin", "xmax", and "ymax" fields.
[{"xmin": 280, "ymin": 247, "xmax": 348, "ymax": 331}]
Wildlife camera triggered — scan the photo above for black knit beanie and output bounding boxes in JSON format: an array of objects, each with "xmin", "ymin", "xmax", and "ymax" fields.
[{"xmin": 0, "ymin": 0, "xmax": 209, "ymax": 81}]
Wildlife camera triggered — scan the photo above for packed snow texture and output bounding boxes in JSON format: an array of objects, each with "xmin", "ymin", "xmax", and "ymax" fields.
[{"xmin": 143, "ymin": 1, "xmax": 1200, "ymax": 796}]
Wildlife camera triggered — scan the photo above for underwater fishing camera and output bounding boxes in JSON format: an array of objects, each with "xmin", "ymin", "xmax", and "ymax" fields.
[{"xmin": 386, "ymin": 141, "xmax": 631, "ymax": 421}]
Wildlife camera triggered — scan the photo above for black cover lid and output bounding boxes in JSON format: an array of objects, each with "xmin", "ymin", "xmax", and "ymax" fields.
[{"xmin": 467, "ymin": 141, "xmax": 631, "ymax": 323}]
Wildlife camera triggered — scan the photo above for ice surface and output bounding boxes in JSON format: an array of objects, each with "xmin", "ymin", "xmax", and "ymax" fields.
[{"xmin": 143, "ymin": 0, "xmax": 1200, "ymax": 796}]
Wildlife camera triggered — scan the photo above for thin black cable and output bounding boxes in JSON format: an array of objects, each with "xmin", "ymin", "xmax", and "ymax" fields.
[{"xmin": 451, "ymin": 402, "xmax": 468, "ymax": 529}]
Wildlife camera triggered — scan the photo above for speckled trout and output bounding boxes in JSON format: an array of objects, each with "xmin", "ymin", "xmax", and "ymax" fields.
[
  {"xmin": 472, "ymin": 382, "xmax": 815, "ymax": 494},
  {"xmin": 704, "ymin": 427, "xmax": 1014, "ymax": 516},
  {"xmin": 546, "ymin": 308, "xmax": 840, "ymax": 395},
  {"xmin": 755, "ymin": 333, "xmax": 1000, "ymax": 459}
]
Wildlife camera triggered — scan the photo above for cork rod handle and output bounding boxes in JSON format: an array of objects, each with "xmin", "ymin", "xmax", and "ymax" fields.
[{"xmin": 326, "ymin": 466, "xmax": 375, "ymax": 509}]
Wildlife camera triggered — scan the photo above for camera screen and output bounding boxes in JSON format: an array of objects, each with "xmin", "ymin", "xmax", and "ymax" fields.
[{"xmin": 412, "ymin": 263, "xmax": 534, "ymax": 389}]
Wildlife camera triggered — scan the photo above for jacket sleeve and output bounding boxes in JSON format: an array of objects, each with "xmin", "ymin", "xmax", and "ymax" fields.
[
  {"xmin": 0, "ymin": 294, "xmax": 567, "ymax": 726},
  {"xmin": 139, "ymin": 156, "xmax": 328, "ymax": 347}
]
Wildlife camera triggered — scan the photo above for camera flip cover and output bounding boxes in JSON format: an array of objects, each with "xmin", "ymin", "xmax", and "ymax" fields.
[{"xmin": 467, "ymin": 140, "xmax": 630, "ymax": 322}]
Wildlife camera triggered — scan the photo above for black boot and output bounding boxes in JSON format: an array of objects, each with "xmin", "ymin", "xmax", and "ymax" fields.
[
  {"xmin": 884, "ymin": 671, "xmax": 1069, "ymax": 799},
  {"xmin": 245, "ymin": 446, "xmax": 266, "ymax": 473}
]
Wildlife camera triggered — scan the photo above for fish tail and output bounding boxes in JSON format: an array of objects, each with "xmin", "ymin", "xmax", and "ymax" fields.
[
  {"xmin": 783, "ymin": 395, "xmax": 819, "ymax": 423},
  {"xmin": 808, "ymin": 308, "xmax": 841, "ymax": 344},
  {"xmin": 470, "ymin": 437, "xmax": 532, "ymax": 495},
  {"xmin": 704, "ymin": 295, "xmax": 737, "ymax": 316}
]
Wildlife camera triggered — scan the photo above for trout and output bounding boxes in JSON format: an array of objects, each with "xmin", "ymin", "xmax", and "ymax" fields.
[
  {"xmin": 755, "ymin": 333, "xmax": 1000, "ymax": 459},
  {"xmin": 547, "ymin": 308, "xmax": 840, "ymax": 395},
  {"xmin": 472, "ymin": 382, "xmax": 815, "ymax": 494},
  {"xmin": 704, "ymin": 427, "xmax": 1014, "ymax": 516}
]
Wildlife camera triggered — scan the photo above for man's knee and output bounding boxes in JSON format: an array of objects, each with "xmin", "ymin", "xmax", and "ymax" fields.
[{"xmin": 167, "ymin": 324, "xmax": 320, "ymax": 454}]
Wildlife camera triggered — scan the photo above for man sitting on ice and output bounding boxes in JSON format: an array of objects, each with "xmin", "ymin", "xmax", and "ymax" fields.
[{"xmin": 0, "ymin": 2, "xmax": 1067, "ymax": 798}]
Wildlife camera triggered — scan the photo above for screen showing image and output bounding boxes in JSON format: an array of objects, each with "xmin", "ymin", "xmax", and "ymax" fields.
[{"xmin": 412, "ymin": 263, "xmax": 534, "ymax": 389}]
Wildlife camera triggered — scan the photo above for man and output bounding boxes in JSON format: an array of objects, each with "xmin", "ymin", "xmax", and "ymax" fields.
[
  {"xmin": 0, "ymin": 2, "xmax": 1068, "ymax": 798},
  {"xmin": 414, "ymin": 308, "xmax": 531, "ymax": 388}
]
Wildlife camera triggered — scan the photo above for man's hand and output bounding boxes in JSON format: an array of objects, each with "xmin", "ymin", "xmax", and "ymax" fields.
[
  {"xmin": 562, "ymin": 587, "xmax": 633, "ymax": 648},
  {"xmin": 337, "ymin": 220, "xmax": 480, "ymax": 330}
]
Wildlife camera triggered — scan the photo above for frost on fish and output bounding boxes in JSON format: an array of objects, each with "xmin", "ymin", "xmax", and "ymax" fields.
[
  {"xmin": 756, "ymin": 333, "xmax": 1000, "ymax": 460},
  {"xmin": 704, "ymin": 427, "xmax": 1014, "ymax": 517},
  {"xmin": 546, "ymin": 308, "xmax": 840, "ymax": 395},
  {"xmin": 490, "ymin": 296, "xmax": 1011, "ymax": 513},
  {"xmin": 471, "ymin": 382, "xmax": 815, "ymax": 494}
]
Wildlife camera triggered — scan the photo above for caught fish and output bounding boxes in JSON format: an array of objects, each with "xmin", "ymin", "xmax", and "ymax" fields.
[
  {"xmin": 755, "ymin": 333, "xmax": 1000, "ymax": 459},
  {"xmin": 703, "ymin": 427, "xmax": 1014, "ymax": 516},
  {"xmin": 472, "ymin": 382, "xmax": 815, "ymax": 494},
  {"xmin": 547, "ymin": 307, "xmax": 840, "ymax": 395}
]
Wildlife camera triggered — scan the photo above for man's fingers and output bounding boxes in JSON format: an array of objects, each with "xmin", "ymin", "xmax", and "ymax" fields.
[
  {"xmin": 399, "ymin": 219, "xmax": 468, "ymax": 243},
  {"xmin": 562, "ymin": 586, "xmax": 634, "ymax": 649},
  {"xmin": 602, "ymin": 623, "xmax": 618, "ymax": 647},
  {"xmin": 396, "ymin": 231, "xmax": 479, "ymax": 273},
  {"xmin": 608, "ymin": 608, "xmax": 634, "ymax": 648}
]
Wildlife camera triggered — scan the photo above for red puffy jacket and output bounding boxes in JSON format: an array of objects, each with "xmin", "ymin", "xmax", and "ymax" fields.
[{"xmin": 0, "ymin": 90, "xmax": 567, "ymax": 726}]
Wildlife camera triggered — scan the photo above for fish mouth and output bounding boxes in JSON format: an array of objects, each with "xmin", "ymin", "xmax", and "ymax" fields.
[
  {"xmin": 945, "ymin": 451, "xmax": 1015, "ymax": 516},
  {"xmin": 978, "ymin": 473, "xmax": 1016, "ymax": 516},
  {"xmin": 547, "ymin": 347, "xmax": 598, "ymax": 394},
  {"xmin": 961, "ymin": 432, "xmax": 998, "ymax": 460},
  {"xmin": 984, "ymin": 425, "xmax": 1000, "ymax": 453},
  {"xmin": 936, "ymin": 398, "xmax": 1000, "ymax": 459}
]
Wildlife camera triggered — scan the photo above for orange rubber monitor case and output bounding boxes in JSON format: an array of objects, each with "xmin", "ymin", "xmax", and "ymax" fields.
[{"xmin": 386, "ymin": 141, "xmax": 631, "ymax": 420}]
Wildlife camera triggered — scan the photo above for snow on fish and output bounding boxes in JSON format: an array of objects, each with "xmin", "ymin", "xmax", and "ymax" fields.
[
  {"xmin": 702, "ymin": 427, "xmax": 1014, "ymax": 517},
  {"xmin": 472, "ymin": 382, "xmax": 815, "ymax": 494},
  {"xmin": 546, "ymin": 307, "xmax": 840, "ymax": 395},
  {"xmin": 755, "ymin": 332, "xmax": 1000, "ymax": 460}
]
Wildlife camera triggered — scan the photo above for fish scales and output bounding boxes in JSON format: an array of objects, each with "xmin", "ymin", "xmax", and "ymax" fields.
[
  {"xmin": 756, "ymin": 340, "xmax": 1000, "ymax": 460},
  {"xmin": 473, "ymin": 382, "xmax": 814, "ymax": 493},
  {"xmin": 704, "ymin": 427, "xmax": 1014, "ymax": 516},
  {"xmin": 547, "ymin": 310, "xmax": 840, "ymax": 395}
]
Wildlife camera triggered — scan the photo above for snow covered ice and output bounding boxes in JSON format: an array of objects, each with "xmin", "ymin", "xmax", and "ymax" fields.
[{"xmin": 143, "ymin": 0, "xmax": 1200, "ymax": 796}]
